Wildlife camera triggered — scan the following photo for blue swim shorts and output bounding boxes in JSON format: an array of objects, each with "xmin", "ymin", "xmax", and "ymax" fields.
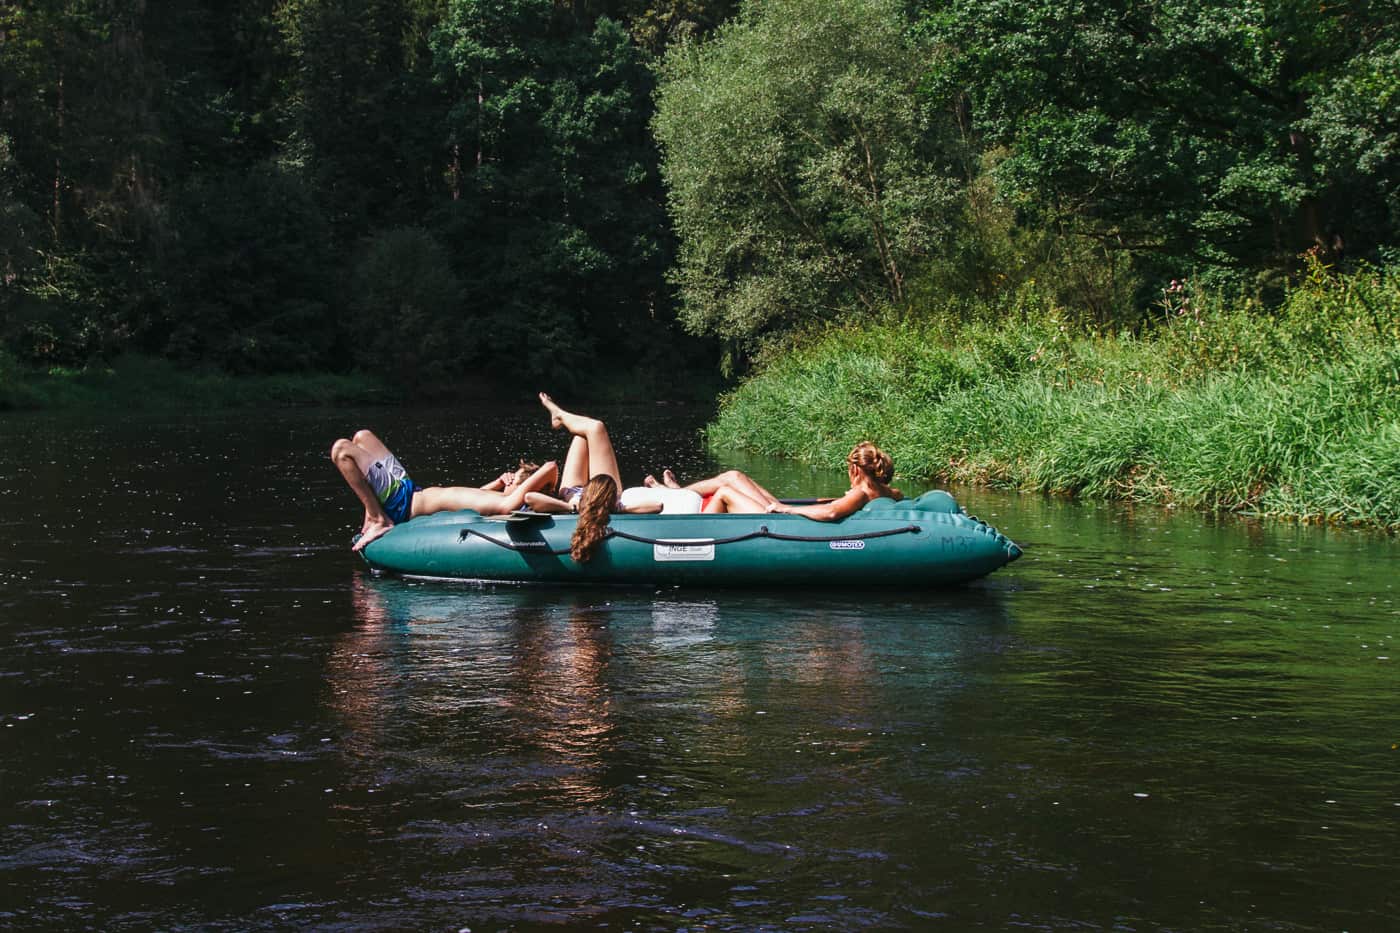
[
  {"xmin": 366, "ymin": 454, "xmax": 418, "ymax": 524},
  {"xmin": 380, "ymin": 474, "xmax": 418, "ymax": 524}
]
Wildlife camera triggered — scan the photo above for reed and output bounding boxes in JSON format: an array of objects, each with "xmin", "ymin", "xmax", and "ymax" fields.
[{"xmin": 710, "ymin": 265, "xmax": 1400, "ymax": 529}]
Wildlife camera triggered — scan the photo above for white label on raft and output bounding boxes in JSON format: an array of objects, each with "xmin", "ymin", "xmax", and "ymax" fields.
[
  {"xmin": 653, "ymin": 540, "xmax": 716, "ymax": 562},
  {"xmin": 829, "ymin": 540, "xmax": 865, "ymax": 550}
]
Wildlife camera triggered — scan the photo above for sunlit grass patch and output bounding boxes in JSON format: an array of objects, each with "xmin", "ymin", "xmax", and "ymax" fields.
[{"xmin": 710, "ymin": 265, "xmax": 1400, "ymax": 529}]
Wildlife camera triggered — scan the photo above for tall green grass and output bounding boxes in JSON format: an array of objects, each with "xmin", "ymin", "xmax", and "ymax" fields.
[{"xmin": 709, "ymin": 264, "xmax": 1400, "ymax": 529}]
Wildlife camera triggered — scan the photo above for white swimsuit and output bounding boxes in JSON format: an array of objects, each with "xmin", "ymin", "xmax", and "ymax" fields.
[{"xmin": 618, "ymin": 486, "xmax": 704, "ymax": 514}]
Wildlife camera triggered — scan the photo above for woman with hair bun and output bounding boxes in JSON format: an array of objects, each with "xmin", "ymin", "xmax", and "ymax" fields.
[{"xmin": 684, "ymin": 441, "xmax": 901, "ymax": 520}]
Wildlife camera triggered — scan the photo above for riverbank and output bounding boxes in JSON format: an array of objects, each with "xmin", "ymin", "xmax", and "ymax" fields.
[
  {"xmin": 0, "ymin": 351, "xmax": 727, "ymax": 412},
  {"xmin": 0, "ymin": 354, "xmax": 386, "ymax": 411},
  {"xmin": 709, "ymin": 265, "xmax": 1400, "ymax": 530}
]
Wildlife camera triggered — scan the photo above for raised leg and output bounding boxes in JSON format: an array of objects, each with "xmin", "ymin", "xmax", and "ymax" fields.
[
  {"xmin": 540, "ymin": 393, "xmax": 621, "ymax": 489},
  {"xmin": 559, "ymin": 435, "xmax": 590, "ymax": 491}
]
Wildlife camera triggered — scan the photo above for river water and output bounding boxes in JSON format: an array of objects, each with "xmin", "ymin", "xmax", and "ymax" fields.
[{"xmin": 2, "ymin": 404, "xmax": 1397, "ymax": 931}]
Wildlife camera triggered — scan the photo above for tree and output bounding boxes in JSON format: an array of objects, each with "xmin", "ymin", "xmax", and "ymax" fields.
[
  {"xmin": 432, "ymin": 0, "xmax": 677, "ymax": 386},
  {"xmin": 279, "ymin": 0, "xmax": 451, "ymax": 238},
  {"xmin": 0, "ymin": 134, "xmax": 38, "ymax": 290},
  {"xmin": 347, "ymin": 226, "xmax": 465, "ymax": 392},
  {"xmin": 653, "ymin": 0, "xmax": 960, "ymax": 344},
  {"xmin": 1299, "ymin": 36, "xmax": 1400, "ymax": 258},
  {"xmin": 921, "ymin": 0, "xmax": 1400, "ymax": 284},
  {"xmin": 0, "ymin": 0, "xmax": 163, "ymax": 364},
  {"xmin": 614, "ymin": 0, "xmax": 739, "ymax": 56},
  {"xmin": 160, "ymin": 164, "xmax": 336, "ymax": 373}
]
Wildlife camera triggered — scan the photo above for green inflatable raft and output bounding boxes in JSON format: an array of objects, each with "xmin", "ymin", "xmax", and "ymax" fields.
[{"xmin": 358, "ymin": 490, "xmax": 1022, "ymax": 587}]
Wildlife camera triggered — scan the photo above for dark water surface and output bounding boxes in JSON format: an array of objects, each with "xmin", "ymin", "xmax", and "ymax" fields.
[{"xmin": 2, "ymin": 404, "xmax": 1397, "ymax": 931}]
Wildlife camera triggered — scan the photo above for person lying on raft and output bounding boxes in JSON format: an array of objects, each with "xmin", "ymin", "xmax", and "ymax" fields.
[
  {"xmin": 644, "ymin": 467, "xmax": 785, "ymax": 514},
  {"xmin": 660, "ymin": 442, "xmax": 902, "ymax": 520},
  {"xmin": 528, "ymin": 393, "xmax": 702, "ymax": 563},
  {"xmin": 526, "ymin": 393, "xmax": 703, "ymax": 516},
  {"xmin": 331, "ymin": 429, "xmax": 558, "ymax": 551}
]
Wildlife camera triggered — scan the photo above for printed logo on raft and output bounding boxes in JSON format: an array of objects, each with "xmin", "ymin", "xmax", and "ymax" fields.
[
  {"xmin": 828, "ymin": 540, "xmax": 865, "ymax": 550},
  {"xmin": 653, "ymin": 541, "xmax": 716, "ymax": 562}
]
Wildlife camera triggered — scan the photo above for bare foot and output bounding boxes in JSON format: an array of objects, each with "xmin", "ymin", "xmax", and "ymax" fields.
[
  {"xmin": 539, "ymin": 392, "xmax": 564, "ymax": 429},
  {"xmin": 662, "ymin": 469, "xmax": 681, "ymax": 489},
  {"xmin": 353, "ymin": 518, "xmax": 394, "ymax": 552},
  {"xmin": 643, "ymin": 474, "xmax": 659, "ymax": 488}
]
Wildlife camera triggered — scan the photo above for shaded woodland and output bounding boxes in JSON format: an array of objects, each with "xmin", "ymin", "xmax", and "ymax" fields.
[{"xmin": 1, "ymin": 0, "xmax": 1395, "ymax": 397}]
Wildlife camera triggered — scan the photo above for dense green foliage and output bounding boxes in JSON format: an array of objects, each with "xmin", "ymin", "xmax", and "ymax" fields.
[
  {"xmin": 709, "ymin": 264, "xmax": 1400, "ymax": 527},
  {"xmin": 919, "ymin": 0, "xmax": 1400, "ymax": 299},
  {"xmin": 0, "ymin": 0, "xmax": 728, "ymax": 395},
  {"xmin": 4, "ymin": 0, "xmax": 1396, "ymax": 381},
  {"xmin": 2, "ymin": 0, "xmax": 1398, "ymax": 526},
  {"xmin": 653, "ymin": 0, "xmax": 960, "ymax": 344},
  {"xmin": 432, "ymin": 2, "xmax": 678, "ymax": 383},
  {"xmin": 650, "ymin": 0, "xmax": 1399, "ymax": 344}
]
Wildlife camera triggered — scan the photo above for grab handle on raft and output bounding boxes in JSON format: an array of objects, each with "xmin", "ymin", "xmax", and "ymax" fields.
[{"xmin": 457, "ymin": 523, "xmax": 922, "ymax": 555}]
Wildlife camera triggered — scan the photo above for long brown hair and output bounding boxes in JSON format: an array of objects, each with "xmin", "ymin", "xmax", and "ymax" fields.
[
  {"xmin": 570, "ymin": 474, "xmax": 617, "ymax": 563},
  {"xmin": 848, "ymin": 441, "xmax": 901, "ymax": 498}
]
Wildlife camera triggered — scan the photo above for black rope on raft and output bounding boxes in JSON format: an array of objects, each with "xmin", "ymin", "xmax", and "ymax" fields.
[
  {"xmin": 605, "ymin": 524, "xmax": 921, "ymax": 546},
  {"xmin": 458, "ymin": 523, "xmax": 922, "ymax": 554},
  {"xmin": 458, "ymin": 527, "xmax": 572, "ymax": 555}
]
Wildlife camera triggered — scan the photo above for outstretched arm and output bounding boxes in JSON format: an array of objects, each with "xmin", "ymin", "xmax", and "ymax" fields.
[{"xmin": 767, "ymin": 488, "xmax": 869, "ymax": 522}]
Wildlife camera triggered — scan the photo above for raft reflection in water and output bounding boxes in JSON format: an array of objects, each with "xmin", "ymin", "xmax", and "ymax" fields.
[
  {"xmin": 324, "ymin": 575, "xmax": 1016, "ymax": 925},
  {"xmin": 330, "ymin": 575, "xmax": 1013, "ymax": 795}
]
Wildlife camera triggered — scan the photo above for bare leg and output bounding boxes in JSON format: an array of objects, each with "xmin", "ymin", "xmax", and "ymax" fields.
[
  {"xmin": 560, "ymin": 435, "xmax": 590, "ymax": 490},
  {"xmin": 330, "ymin": 430, "xmax": 397, "ymax": 551},
  {"xmin": 704, "ymin": 484, "xmax": 768, "ymax": 514},
  {"xmin": 685, "ymin": 469, "xmax": 780, "ymax": 507},
  {"xmin": 540, "ymin": 393, "xmax": 621, "ymax": 489}
]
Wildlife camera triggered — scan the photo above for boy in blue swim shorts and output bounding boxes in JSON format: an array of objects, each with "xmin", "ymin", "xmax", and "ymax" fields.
[
  {"xmin": 331, "ymin": 429, "xmax": 559, "ymax": 551},
  {"xmin": 365, "ymin": 452, "xmax": 418, "ymax": 525}
]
